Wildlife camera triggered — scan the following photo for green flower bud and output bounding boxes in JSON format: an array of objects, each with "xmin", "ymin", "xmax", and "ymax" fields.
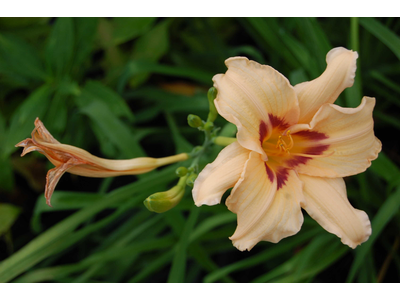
[
  {"xmin": 144, "ymin": 176, "xmax": 186, "ymax": 213},
  {"xmin": 187, "ymin": 114, "xmax": 203, "ymax": 128},
  {"xmin": 175, "ymin": 166, "xmax": 188, "ymax": 177},
  {"xmin": 186, "ymin": 173, "xmax": 198, "ymax": 187},
  {"xmin": 207, "ymin": 87, "xmax": 218, "ymax": 123}
]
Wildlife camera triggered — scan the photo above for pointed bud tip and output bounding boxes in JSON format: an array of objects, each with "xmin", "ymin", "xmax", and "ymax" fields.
[
  {"xmin": 175, "ymin": 166, "xmax": 188, "ymax": 177},
  {"xmin": 207, "ymin": 87, "xmax": 217, "ymax": 101},
  {"xmin": 187, "ymin": 114, "xmax": 203, "ymax": 128}
]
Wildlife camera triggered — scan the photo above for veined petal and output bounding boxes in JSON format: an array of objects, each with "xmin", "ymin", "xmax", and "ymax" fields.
[
  {"xmin": 227, "ymin": 151, "xmax": 304, "ymax": 251},
  {"xmin": 289, "ymin": 97, "xmax": 381, "ymax": 178},
  {"xmin": 192, "ymin": 142, "xmax": 250, "ymax": 206},
  {"xmin": 299, "ymin": 174, "xmax": 371, "ymax": 248},
  {"xmin": 213, "ymin": 57, "xmax": 299, "ymax": 159},
  {"xmin": 295, "ymin": 47, "xmax": 358, "ymax": 124},
  {"xmin": 45, "ymin": 160, "xmax": 79, "ymax": 206}
]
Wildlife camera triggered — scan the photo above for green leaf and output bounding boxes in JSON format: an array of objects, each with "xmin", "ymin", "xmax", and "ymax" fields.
[
  {"xmin": 188, "ymin": 243, "xmax": 235, "ymax": 283},
  {"xmin": 0, "ymin": 33, "xmax": 47, "ymax": 83},
  {"xmin": 119, "ymin": 61, "xmax": 213, "ymax": 93},
  {"xmin": 190, "ymin": 212, "xmax": 236, "ymax": 242},
  {"xmin": 243, "ymin": 18, "xmax": 300, "ymax": 68},
  {"xmin": 132, "ymin": 19, "xmax": 170, "ymax": 62},
  {"xmin": 168, "ymin": 206, "xmax": 200, "ymax": 283},
  {"xmin": 129, "ymin": 250, "xmax": 174, "ymax": 282},
  {"xmin": 73, "ymin": 17, "xmax": 99, "ymax": 69},
  {"xmin": 45, "ymin": 90, "xmax": 68, "ymax": 133},
  {"xmin": 45, "ymin": 17, "xmax": 74, "ymax": 78},
  {"xmin": 78, "ymin": 100, "xmax": 145, "ymax": 158},
  {"xmin": 112, "ymin": 17, "xmax": 156, "ymax": 45},
  {"xmin": 295, "ymin": 17, "xmax": 332, "ymax": 75},
  {"xmin": 204, "ymin": 228, "xmax": 320, "ymax": 283},
  {"xmin": 126, "ymin": 87, "xmax": 209, "ymax": 117},
  {"xmin": 344, "ymin": 17, "xmax": 363, "ymax": 108},
  {"xmin": 0, "ymin": 203, "xmax": 21, "ymax": 236},
  {"xmin": 2, "ymin": 84, "xmax": 53, "ymax": 158},
  {"xmin": 0, "ymin": 156, "xmax": 14, "ymax": 192},
  {"xmin": 130, "ymin": 19, "xmax": 171, "ymax": 87},
  {"xmin": 359, "ymin": 17, "xmax": 400, "ymax": 61},
  {"xmin": 280, "ymin": 235, "xmax": 348, "ymax": 282},
  {"xmin": 0, "ymin": 165, "xmax": 177, "ymax": 282},
  {"xmin": 0, "ymin": 110, "xmax": 5, "ymax": 145},
  {"xmin": 31, "ymin": 191, "xmax": 109, "ymax": 233},
  {"xmin": 347, "ymin": 185, "xmax": 400, "ymax": 282},
  {"xmin": 164, "ymin": 112, "xmax": 193, "ymax": 154},
  {"xmin": 369, "ymin": 70, "xmax": 400, "ymax": 106},
  {"xmin": 77, "ymin": 80, "xmax": 134, "ymax": 121},
  {"xmin": 374, "ymin": 110, "xmax": 400, "ymax": 131},
  {"xmin": 370, "ymin": 152, "xmax": 400, "ymax": 185}
]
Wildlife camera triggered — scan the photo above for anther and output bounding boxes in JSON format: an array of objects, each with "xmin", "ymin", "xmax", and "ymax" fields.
[{"xmin": 275, "ymin": 131, "xmax": 293, "ymax": 154}]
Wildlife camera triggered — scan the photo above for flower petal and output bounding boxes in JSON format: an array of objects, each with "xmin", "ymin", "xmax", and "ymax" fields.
[
  {"xmin": 295, "ymin": 47, "xmax": 358, "ymax": 124},
  {"xmin": 45, "ymin": 160, "xmax": 78, "ymax": 207},
  {"xmin": 213, "ymin": 57, "xmax": 299, "ymax": 159},
  {"xmin": 192, "ymin": 142, "xmax": 250, "ymax": 206},
  {"xmin": 32, "ymin": 117, "xmax": 61, "ymax": 144},
  {"xmin": 227, "ymin": 151, "xmax": 304, "ymax": 251},
  {"xmin": 299, "ymin": 174, "xmax": 371, "ymax": 248},
  {"xmin": 289, "ymin": 97, "xmax": 381, "ymax": 178}
]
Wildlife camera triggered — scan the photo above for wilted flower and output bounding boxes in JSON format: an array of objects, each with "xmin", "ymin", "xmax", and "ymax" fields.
[
  {"xmin": 16, "ymin": 118, "xmax": 189, "ymax": 206},
  {"xmin": 193, "ymin": 47, "xmax": 381, "ymax": 251}
]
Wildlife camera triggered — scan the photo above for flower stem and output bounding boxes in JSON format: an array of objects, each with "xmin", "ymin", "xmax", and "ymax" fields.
[{"xmin": 213, "ymin": 136, "xmax": 237, "ymax": 147}]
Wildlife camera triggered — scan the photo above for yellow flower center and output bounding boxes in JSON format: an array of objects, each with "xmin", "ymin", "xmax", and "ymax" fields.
[
  {"xmin": 276, "ymin": 130, "xmax": 293, "ymax": 154},
  {"xmin": 262, "ymin": 130, "xmax": 294, "ymax": 158}
]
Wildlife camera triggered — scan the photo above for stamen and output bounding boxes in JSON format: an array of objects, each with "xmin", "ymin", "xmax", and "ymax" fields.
[
  {"xmin": 285, "ymin": 130, "xmax": 294, "ymax": 150},
  {"xmin": 275, "ymin": 131, "xmax": 294, "ymax": 154}
]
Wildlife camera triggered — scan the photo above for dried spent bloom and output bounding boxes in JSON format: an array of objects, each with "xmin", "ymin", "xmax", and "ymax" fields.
[
  {"xmin": 193, "ymin": 47, "xmax": 381, "ymax": 251},
  {"xmin": 16, "ymin": 118, "xmax": 189, "ymax": 206}
]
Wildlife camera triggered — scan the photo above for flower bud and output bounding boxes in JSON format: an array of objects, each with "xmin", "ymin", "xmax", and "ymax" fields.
[
  {"xmin": 187, "ymin": 114, "xmax": 203, "ymax": 128},
  {"xmin": 207, "ymin": 87, "xmax": 218, "ymax": 123},
  {"xmin": 186, "ymin": 173, "xmax": 198, "ymax": 187},
  {"xmin": 175, "ymin": 166, "xmax": 188, "ymax": 177},
  {"xmin": 143, "ymin": 176, "xmax": 186, "ymax": 213}
]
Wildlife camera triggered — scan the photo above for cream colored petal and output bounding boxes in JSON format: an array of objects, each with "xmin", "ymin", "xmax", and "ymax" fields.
[
  {"xmin": 192, "ymin": 142, "xmax": 250, "ymax": 206},
  {"xmin": 299, "ymin": 174, "xmax": 371, "ymax": 248},
  {"xmin": 213, "ymin": 57, "xmax": 299, "ymax": 159},
  {"xmin": 295, "ymin": 47, "xmax": 358, "ymax": 124},
  {"xmin": 289, "ymin": 97, "xmax": 381, "ymax": 178},
  {"xmin": 227, "ymin": 151, "xmax": 304, "ymax": 251}
]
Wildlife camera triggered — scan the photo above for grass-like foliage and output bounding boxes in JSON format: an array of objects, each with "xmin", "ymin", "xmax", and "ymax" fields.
[{"xmin": 0, "ymin": 17, "xmax": 399, "ymax": 283}]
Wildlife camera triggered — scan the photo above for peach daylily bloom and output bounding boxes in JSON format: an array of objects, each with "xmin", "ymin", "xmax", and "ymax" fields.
[
  {"xmin": 193, "ymin": 47, "xmax": 381, "ymax": 251},
  {"xmin": 16, "ymin": 118, "xmax": 189, "ymax": 206}
]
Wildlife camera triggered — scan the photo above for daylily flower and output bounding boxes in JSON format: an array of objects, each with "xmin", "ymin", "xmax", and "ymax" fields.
[
  {"xmin": 193, "ymin": 47, "xmax": 381, "ymax": 251},
  {"xmin": 16, "ymin": 118, "xmax": 189, "ymax": 206}
]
